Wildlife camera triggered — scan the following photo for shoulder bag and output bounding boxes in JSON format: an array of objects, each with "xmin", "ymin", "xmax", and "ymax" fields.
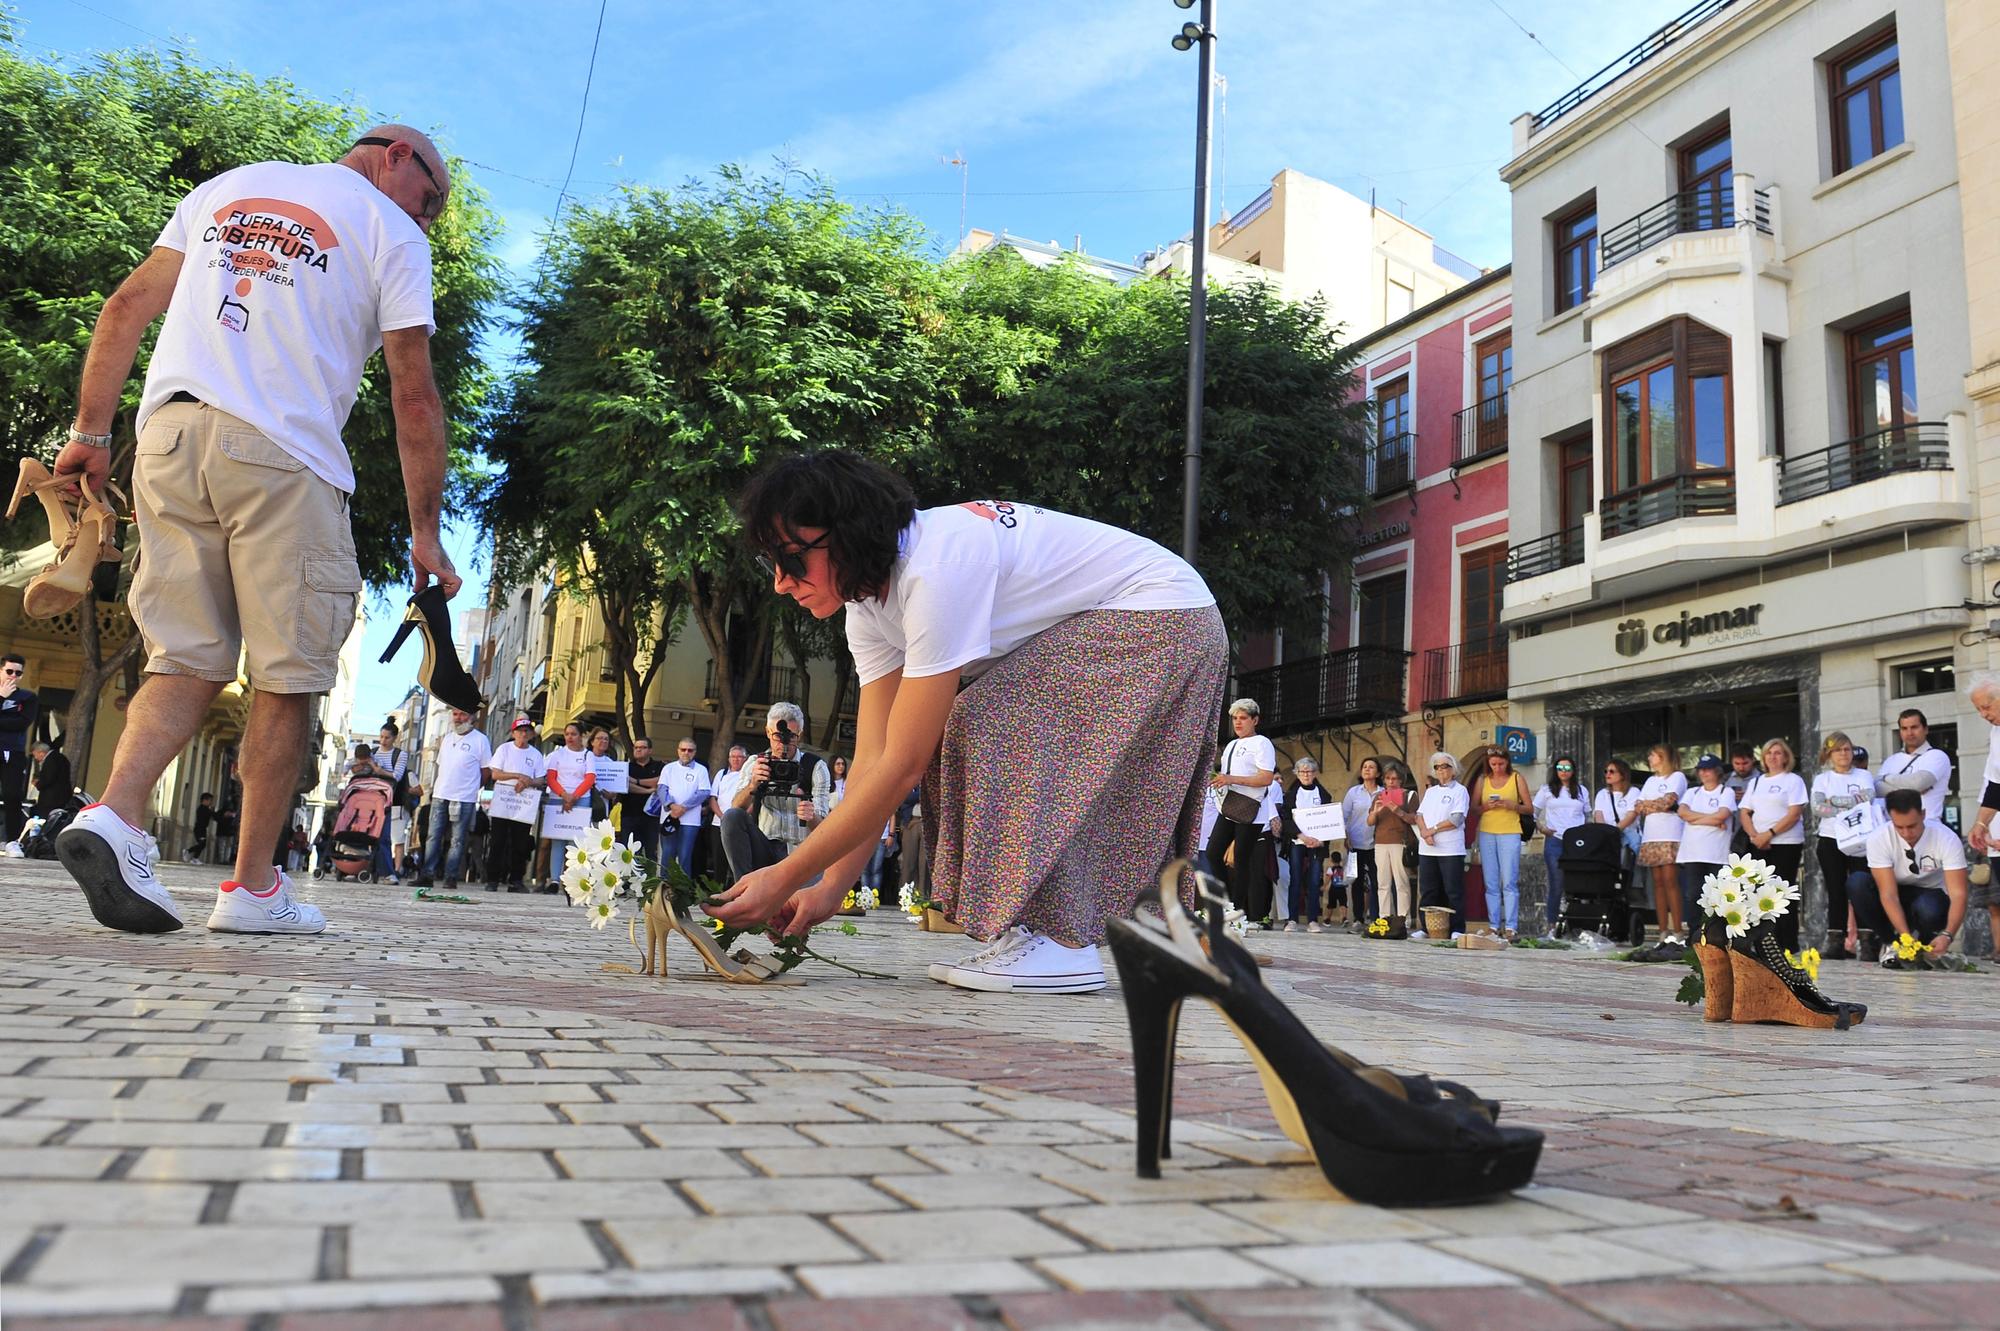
[
  {"xmin": 1217, "ymin": 742, "xmax": 1263, "ymax": 824},
  {"xmin": 1514, "ymin": 774, "xmax": 1536, "ymax": 840}
]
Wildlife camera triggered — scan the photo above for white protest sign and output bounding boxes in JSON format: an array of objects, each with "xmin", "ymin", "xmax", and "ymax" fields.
[
  {"xmin": 542, "ymin": 800, "xmax": 595, "ymax": 843},
  {"xmin": 591, "ymin": 758, "xmax": 629, "ymax": 794},
  {"xmin": 1291, "ymin": 802, "xmax": 1347, "ymax": 844},
  {"xmin": 489, "ymin": 784, "xmax": 540, "ymax": 825}
]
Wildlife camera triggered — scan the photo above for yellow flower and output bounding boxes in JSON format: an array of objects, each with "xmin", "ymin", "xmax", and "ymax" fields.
[
  {"xmin": 1893, "ymin": 932, "xmax": 1924, "ymax": 962},
  {"xmin": 841, "ymin": 890, "xmax": 857, "ymax": 910},
  {"xmin": 1367, "ymin": 918, "xmax": 1390, "ymax": 937},
  {"xmin": 1784, "ymin": 947, "xmax": 1821, "ymax": 983},
  {"xmin": 707, "ymin": 917, "xmax": 725, "ymax": 934}
]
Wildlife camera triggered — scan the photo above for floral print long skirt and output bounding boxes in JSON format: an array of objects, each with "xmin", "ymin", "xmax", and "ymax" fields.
[{"xmin": 923, "ymin": 604, "xmax": 1229, "ymax": 946}]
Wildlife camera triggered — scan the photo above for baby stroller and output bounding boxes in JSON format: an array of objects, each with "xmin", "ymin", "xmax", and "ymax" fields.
[
  {"xmin": 316, "ymin": 772, "xmax": 395, "ymax": 882},
  {"xmin": 1555, "ymin": 822, "xmax": 1644, "ymax": 945}
]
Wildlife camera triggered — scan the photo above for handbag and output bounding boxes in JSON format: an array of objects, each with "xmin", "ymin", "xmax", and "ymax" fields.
[
  {"xmin": 1217, "ymin": 741, "xmax": 1263, "ymax": 824},
  {"xmin": 1513, "ymin": 776, "xmax": 1536, "ymax": 840}
]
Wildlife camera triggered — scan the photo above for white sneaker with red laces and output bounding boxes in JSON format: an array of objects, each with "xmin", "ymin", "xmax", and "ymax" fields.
[
  {"xmin": 206, "ymin": 869, "xmax": 327, "ymax": 935},
  {"xmin": 942, "ymin": 932, "xmax": 1106, "ymax": 994},
  {"xmin": 57, "ymin": 804, "xmax": 183, "ymax": 933}
]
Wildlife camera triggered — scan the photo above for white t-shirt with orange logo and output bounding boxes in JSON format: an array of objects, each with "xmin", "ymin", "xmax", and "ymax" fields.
[
  {"xmin": 137, "ymin": 160, "xmax": 436, "ymax": 493},
  {"xmin": 845, "ymin": 503, "xmax": 1214, "ymax": 685}
]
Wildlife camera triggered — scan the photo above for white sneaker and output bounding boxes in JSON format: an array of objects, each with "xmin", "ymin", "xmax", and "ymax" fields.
[
  {"xmin": 56, "ymin": 804, "xmax": 183, "ymax": 933},
  {"xmin": 0, "ymin": 841, "xmax": 22, "ymax": 858},
  {"xmin": 1307, "ymin": 921, "xmax": 1324, "ymax": 934},
  {"xmin": 943, "ymin": 932, "xmax": 1106, "ymax": 994},
  {"xmin": 1410, "ymin": 930, "xmax": 1428, "ymax": 940},
  {"xmin": 1282, "ymin": 920, "xmax": 1298, "ymax": 933},
  {"xmin": 928, "ymin": 926, "xmax": 1033, "ymax": 983},
  {"xmin": 206, "ymin": 868, "xmax": 327, "ymax": 935}
]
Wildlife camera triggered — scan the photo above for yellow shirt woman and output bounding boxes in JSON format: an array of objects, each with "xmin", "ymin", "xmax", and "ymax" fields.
[{"xmin": 1472, "ymin": 770, "xmax": 1530, "ymax": 836}]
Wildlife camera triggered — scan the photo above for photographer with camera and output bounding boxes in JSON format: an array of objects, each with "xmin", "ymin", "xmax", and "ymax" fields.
[{"xmin": 720, "ymin": 702, "xmax": 832, "ymax": 883}]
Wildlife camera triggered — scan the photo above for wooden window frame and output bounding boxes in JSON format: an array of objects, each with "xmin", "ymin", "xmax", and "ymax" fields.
[
  {"xmin": 1678, "ymin": 123, "xmax": 1733, "ymax": 230},
  {"xmin": 1829, "ymin": 28, "xmax": 1902, "ymax": 174},
  {"xmin": 1600, "ymin": 317, "xmax": 1735, "ymax": 500},
  {"xmin": 1558, "ymin": 432, "xmax": 1593, "ymax": 532},
  {"xmin": 1356, "ymin": 572, "xmax": 1406, "ymax": 651},
  {"xmin": 1474, "ymin": 332, "xmax": 1512, "ymax": 455},
  {"xmin": 1553, "ymin": 198, "xmax": 1598, "ymax": 314},
  {"xmin": 1846, "ymin": 305, "xmax": 1916, "ymax": 437}
]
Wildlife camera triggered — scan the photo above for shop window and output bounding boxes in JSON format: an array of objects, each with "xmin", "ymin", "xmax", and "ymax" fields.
[
  {"xmin": 1553, "ymin": 197, "xmax": 1597, "ymax": 314},
  {"xmin": 1829, "ymin": 28, "xmax": 1903, "ymax": 175},
  {"xmin": 1893, "ymin": 657, "xmax": 1953, "ymax": 698},
  {"xmin": 1601, "ymin": 317, "xmax": 1733, "ymax": 496},
  {"xmin": 1847, "ymin": 305, "xmax": 1916, "ymax": 437}
]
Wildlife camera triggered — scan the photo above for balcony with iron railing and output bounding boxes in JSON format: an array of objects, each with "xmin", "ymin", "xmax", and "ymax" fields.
[
  {"xmin": 1599, "ymin": 472, "xmax": 1735, "ymax": 540},
  {"xmin": 1599, "ymin": 184, "xmax": 1769, "ymax": 271},
  {"xmin": 702, "ymin": 660, "xmax": 805, "ymax": 708},
  {"xmin": 1777, "ymin": 422, "xmax": 1951, "ymax": 506},
  {"xmin": 1505, "ymin": 525, "xmax": 1585, "ymax": 584},
  {"xmin": 1422, "ymin": 641, "xmax": 1508, "ymax": 708},
  {"xmin": 1367, "ymin": 432, "xmax": 1414, "ymax": 498},
  {"xmin": 1232, "ymin": 647, "xmax": 1413, "ymax": 737},
  {"xmin": 1531, "ymin": 0, "xmax": 1737, "ymax": 132},
  {"xmin": 1452, "ymin": 393, "xmax": 1508, "ymax": 468}
]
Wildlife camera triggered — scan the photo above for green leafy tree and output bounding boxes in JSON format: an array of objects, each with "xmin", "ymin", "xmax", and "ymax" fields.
[
  {"xmin": 925, "ymin": 251, "xmax": 1370, "ymax": 655},
  {"xmin": 483, "ymin": 168, "xmax": 942, "ymax": 769},
  {"xmin": 0, "ymin": 37, "xmax": 503, "ymax": 777}
]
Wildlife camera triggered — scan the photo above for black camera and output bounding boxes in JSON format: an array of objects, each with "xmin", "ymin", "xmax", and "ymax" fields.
[{"xmin": 757, "ymin": 719, "xmax": 801, "ymax": 798}]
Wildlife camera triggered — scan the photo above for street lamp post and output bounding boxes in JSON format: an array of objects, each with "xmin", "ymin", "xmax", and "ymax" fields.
[{"xmin": 1172, "ymin": 0, "xmax": 1217, "ymax": 565}]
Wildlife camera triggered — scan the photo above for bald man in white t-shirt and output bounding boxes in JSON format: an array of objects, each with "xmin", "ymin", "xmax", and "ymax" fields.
[{"xmin": 52, "ymin": 126, "xmax": 459, "ymax": 940}]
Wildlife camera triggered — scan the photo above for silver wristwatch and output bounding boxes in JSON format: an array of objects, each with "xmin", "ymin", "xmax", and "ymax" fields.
[{"xmin": 67, "ymin": 427, "xmax": 113, "ymax": 449}]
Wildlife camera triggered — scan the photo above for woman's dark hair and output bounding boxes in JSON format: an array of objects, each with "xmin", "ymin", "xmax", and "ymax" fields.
[
  {"xmin": 735, "ymin": 451, "xmax": 917, "ymax": 602},
  {"xmin": 381, "ymin": 718, "xmax": 399, "ymax": 736},
  {"xmin": 1602, "ymin": 757, "xmax": 1633, "ymax": 789},
  {"xmin": 1547, "ymin": 755, "xmax": 1579, "ymax": 796}
]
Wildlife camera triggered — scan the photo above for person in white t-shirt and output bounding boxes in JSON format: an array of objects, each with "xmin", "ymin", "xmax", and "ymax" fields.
[
  {"xmin": 1414, "ymin": 753, "xmax": 1471, "ymax": 935},
  {"xmin": 487, "ymin": 716, "xmax": 547, "ymax": 891},
  {"xmin": 1676, "ymin": 754, "xmax": 1737, "ymax": 924},
  {"xmin": 1341, "ymin": 758, "xmax": 1384, "ymax": 927},
  {"xmin": 51, "ymin": 126, "xmax": 457, "ymax": 940},
  {"xmin": 656, "ymin": 739, "xmax": 712, "ymax": 875},
  {"xmin": 1532, "ymin": 757, "xmax": 1590, "ymax": 935},
  {"xmin": 1877, "ymin": 709, "xmax": 1954, "ymax": 824},
  {"xmin": 1810, "ymin": 730, "xmax": 1878, "ymax": 960},
  {"xmin": 1633, "ymin": 745, "xmax": 1690, "ymax": 943},
  {"xmin": 1860, "ymin": 789, "xmax": 1968, "ymax": 955},
  {"xmin": 542, "ymin": 723, "xmax": 597, "ymax": 893},
  {"xmin": 1963, "ymin": 678, "xmax": 2000, "ymax": 961},
  {"xmin": 1737, "ymin": 738, "xmax": 1809, "ymax": 952},
  {"xmin": 706, "ymin": 745, "xmax": 750, "ymax": 884},
  {"xmin": 1206, "ymin": 700, "xmax": 1281, "ymax": 924},
  {"xmin": 414, "ymin": 709, "xmax": 491, "ymax": 889},
  {"xmin": 708, "ymin": 452, "xmax": 1223, "ymax": 997}
]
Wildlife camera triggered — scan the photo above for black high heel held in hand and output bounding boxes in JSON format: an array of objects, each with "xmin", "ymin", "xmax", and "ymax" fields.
[
  {"xmin": 380, "ymin": 585, "xmax": 484, "ymax": 714},
  {"xmin": 1104, "ymin": 861, "xmax": 1543, "ymax": 1207}
]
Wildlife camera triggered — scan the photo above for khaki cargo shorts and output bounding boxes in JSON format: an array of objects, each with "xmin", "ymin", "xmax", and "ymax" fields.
[{"xmin": 130, "ymin": 400, "xmax": 361, "ymax": 694}]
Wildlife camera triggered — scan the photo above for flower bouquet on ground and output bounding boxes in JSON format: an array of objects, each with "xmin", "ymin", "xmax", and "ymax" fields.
[
  {"xmin": 898, "ymin": 878, "xmax": 962, "ymax": 933},
  {"xmin": 1679, "ymin": 855, "xmax": 1866, "ymax": 1029},
  {"xmin": 1878, "ymin": 932, "xmax": 1980, "ymax": 973},
  {"xmin": 560, "ymin": 818, "xmax": 885, "ymax": 984}
]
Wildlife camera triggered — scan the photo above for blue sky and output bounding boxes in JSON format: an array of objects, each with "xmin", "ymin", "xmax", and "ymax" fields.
[{"xmin": 20, "ymin": 0, "xmax": 1697, "ymax": 723}]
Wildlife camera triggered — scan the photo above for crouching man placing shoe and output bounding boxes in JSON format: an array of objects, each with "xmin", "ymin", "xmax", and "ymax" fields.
[
  {"xmin": 51, "ymin": 125, "xmax": 459, "ymax": 935},
  {"xmin": 1856, "ymin": 789, "xmax": 1969, "ymax": 960}
]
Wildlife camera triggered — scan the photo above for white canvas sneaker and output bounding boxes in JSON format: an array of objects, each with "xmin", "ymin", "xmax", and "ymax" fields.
[
  {"xmin": 943, "ymin": 932, "xmax": 1106, "ymax": 994},
  {"xmin": 206, "ymin": 868, "xmax": 327, "ymax": 935},
  {"xmin": 927, "ymin": 926, "xmax": 1033, "ymax": 983},
  {"xmin": 57, "ymin": 804, "xmax": 183, "ymax": 933}
]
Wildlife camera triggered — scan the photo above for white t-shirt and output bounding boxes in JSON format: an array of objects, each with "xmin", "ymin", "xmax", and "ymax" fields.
[
  {"xmin": 1678, "ymin": 784, "xmax": 1738, "ymax": 864},
  {"xmin": 1866, "ymin": 818, "xmax": 1967, "ymax": 891},
  {"xmin": 1341, "ymin": 783, "xmax": 1379, "ymax": 850},
  {"xmin": 1639, "ymin": 772, "xmax": 1688, "ymax": 843},
  {"xmin": 1740, "ymin": 771, "xmax": 1808, "ymax": 845},
  {"xmin": 711, "ymin": 766, "xmax": 747, "ymax": 813},
  {"xmin": 139, "ymin": 161, "xmax": 436, "ymax": 494},
  {"xmin": 845, "ymin": 503, "xmax": 1215, "ymax": 686},
  {"xmin": 1811, "ymin": 769, "xmax": 1877, "ymax": 840},
  {"xmin": 1218, "ymin": 735, "xmax": 1278, "ymax": 801},
  {"xmin": 1416, "ymin": 782, "xmax": 1470, "ymax": 856},
  {"xmin": 489, "ymin": 741, "xmax": 546, "ymax": 789},
  {"xmin": 1877, "ymin": 744, "xmax": 1954, "ymax": 824},
  {"xmin": 1534, "ymin": 783, "xmax": 1592, "ymax": 836},
  {"xmin": 659, "ymin": 760, "xmax": 712, "ymax": 824},
  {"xmin": 431, "ymin": 729, "xmax": 492, "ymax": 804},
  {"xmin": 1594, "ymin": 786, "xmax": 1639, "ymax": 827},
  {"xmin": 546, "ymin": 745, "xmax": 595, "ymax": 800}
]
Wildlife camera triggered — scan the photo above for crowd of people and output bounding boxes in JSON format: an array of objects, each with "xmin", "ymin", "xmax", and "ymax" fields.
[{"xmin": 1190, "ymin": 691, "xmax": 1995, "ymax": 962}]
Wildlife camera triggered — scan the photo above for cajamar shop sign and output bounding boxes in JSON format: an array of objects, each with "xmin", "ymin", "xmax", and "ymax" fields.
[{"xmin": 1614, "ymin": 603, "xmax": 1765, "ymax": 658}]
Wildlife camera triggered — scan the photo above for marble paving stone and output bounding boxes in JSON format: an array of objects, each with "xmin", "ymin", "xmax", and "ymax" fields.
[
  {"xmin": 685, "ymin": 1175, "xmax": 907, "ymax": 1216},
  {"xmin": 1209, "ymin": 1201, "xmax": 1452, "ymax": 1244},
  {"xmin": 29, "ymin": 1223, "xmax": 322, "ymax": 1287},
  {"xmin": 1039, "ymin": 1201, "xmax": 1282, "ymax": 1251},
  {"xmin": 793, "ymin": 1259, "xmax": 1050, "ymax": 1298},
  {"xmin": 1034, "ymin": 1246, "xmax": 1297, "ymax": 1292},
  {"xmin": 874, "ymin": 1172, "xmax": 1093, "ymax": 1211},
  {"xmin": 554, "ymin": 1146, "xmax": 751, "ymax": 1179},
  {"xmin": 1246, "ymin": 1241, "xmax": 1523, "ymax": 1289},
  {"xmin": 831, "ymin": 1208, "xmax": 1086, "ymax": 1261},
  {"xmin": 1436, "ymin": 1232, "xmax": 1696, "ymax": 1284},
  {"xmin": 532, "ymin": 1267, "xmax": 796, "ymax": 1302},
  {"xmin": 347, "ymin": 1219, "xmax": 607, "ymax": 1278},
  {"xmin": 606, "ymin": 1215, "xmax": 864, "ymax": 1269},
  {"xmin": 205, "ymin": 1276, "xmax": 505, "ymax": 1315},
  {"xmin": 5, "ymin": 1181, "xmax": 209, "ymax": 1225},
  {"xmin": 743, "ymin": 1146, "xmax": 935, "ymax": 1177},
  {"xmin": 362, "ymin": 1149, "xmax": 561, "ymax": 1181},
  {"xmin": 124, "ymin": 1146, "xmax": 342, "ymax": 1182},
  {"xmin": 229, "ymin": 1180, "xmax": 463, "ymax": 1224},
  {"xmin": 475, "ymin": 1179, "xmax": 697, "ymax": 1221},
  {"xmin": 1595, "ymin": 1219, "xmax": 1880, "ymax": 1272}
]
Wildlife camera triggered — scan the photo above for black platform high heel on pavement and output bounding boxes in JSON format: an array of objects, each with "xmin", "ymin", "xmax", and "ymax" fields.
[
  {"xmin": 1105, "ymin": 861, "xmax": 1542, "ymax": 1207},
  {"xmin": 380, "ymin": 585, "xmax": 483, "ymax": 713}
]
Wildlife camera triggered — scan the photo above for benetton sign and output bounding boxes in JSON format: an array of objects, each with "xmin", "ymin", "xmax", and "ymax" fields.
[{"xmin": 1613, "ymin": 603, "xmax": 1765, "ymax": 657}]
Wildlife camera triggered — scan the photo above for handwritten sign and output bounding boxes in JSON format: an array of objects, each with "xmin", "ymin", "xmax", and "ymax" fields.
[
  {"xmin": 590, "ymin": 757, "xmax": 629, "ymax": 794},
  {"xmin": 541, "ymin": 800, "xmax": 595, "ymax": 843},
  {"xmin": 1290, "ymin": 802, "xmax": 1347, "ymax": 843},
  {"xmin": 488, "ymin": 784, "xmax": 540, "ymax": 825}
]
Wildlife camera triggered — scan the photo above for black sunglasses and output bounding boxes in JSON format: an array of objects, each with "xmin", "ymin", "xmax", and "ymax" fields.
[
  {"xmin": 756, "ymin": 533, "xmax": 829, "ymax": 582},
  {"xmin": 355, "ymin": 137, "xmax": 443, "ymax": 216}
]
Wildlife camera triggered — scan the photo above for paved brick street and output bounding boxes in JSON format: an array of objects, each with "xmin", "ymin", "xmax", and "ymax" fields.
[{"xmin": 5, "ymin": 859, "xmax": 2000, "ymax": 1330}]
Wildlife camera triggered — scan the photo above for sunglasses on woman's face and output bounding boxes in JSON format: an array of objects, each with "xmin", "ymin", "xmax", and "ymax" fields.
[{"xmin": 756, "ymin": 533, "xmax": 829, "ymax": 582}]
